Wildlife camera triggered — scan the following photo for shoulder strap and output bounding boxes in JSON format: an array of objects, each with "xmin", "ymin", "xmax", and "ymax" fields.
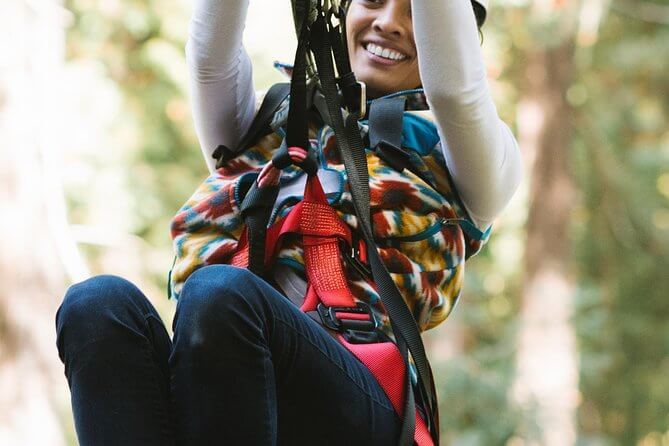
[
  {"xmin": 368, "ymin": 97, "xmax": 413, "ymax": 173},
  {"xmin": 369, "ymin": 99, "xmax": 486, "ymax": 255},
  {"xmin": 368, "ymin": 98, "xmax": 447, "ymax": 198},
  {"xmin": 213, "ymin": 82, "xmax": 291, "ymax": 169}
]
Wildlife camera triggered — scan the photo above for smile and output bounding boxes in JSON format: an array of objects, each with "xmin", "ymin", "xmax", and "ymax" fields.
[{"xmin": 363, "ymin": 43, "xmax": 407, "ymax": 62}]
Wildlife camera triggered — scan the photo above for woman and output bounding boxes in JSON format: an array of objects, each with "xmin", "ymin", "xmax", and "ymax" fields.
[{"xmin": 55, "ymin": 0, "xmax": 522, "ymax": 444}]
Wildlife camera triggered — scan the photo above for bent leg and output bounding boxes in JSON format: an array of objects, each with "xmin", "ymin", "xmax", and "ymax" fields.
[
  {"xmin": 55, "ymin": 275, "xmax": 175, "ymax": 446},
  {"xmin": 170, "ymin": 265, "xmax": 400, "ymax": 446}
]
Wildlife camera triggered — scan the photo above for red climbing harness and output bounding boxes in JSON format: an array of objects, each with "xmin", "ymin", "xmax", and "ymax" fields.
[
  {"xmin": 169, "ymin": 1, "xmax": 462, "ymax": 442},
  {"xmin": 232, "ymin": 173, "xmax": 434, "ymax": 446}
]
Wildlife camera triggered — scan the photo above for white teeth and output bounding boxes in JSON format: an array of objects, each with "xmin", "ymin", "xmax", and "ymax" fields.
[{"xmin": 364, "ymin": 43, "xmax": 406, "ymax": 61}]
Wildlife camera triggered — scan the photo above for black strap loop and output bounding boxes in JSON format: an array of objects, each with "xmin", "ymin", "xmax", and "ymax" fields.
[
  {"xmin": 239, "ymin": 180, "xmax": 279, "ymax": 277},
  {"xmin": 368, "ymin": 96, "xmax": 406, "ymax": 150},
  {"xmin": 271, "ymin": 139, "xmax": 319, "ymax": 176}
]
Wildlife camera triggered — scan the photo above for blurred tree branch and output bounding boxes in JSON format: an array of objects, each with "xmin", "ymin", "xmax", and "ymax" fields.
[
  {"xmin": 0, "ymin": 0, "xmax": 73, "ymax": 444},
  {"xmin": 512, "ymin": 1, "xmax": 585, "ymax": 445}
]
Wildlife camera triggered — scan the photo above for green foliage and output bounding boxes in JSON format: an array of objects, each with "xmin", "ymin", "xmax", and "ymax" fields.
[
  {"xmin": 73, "ymin": 4, "xmax": 202, "ymax": 227},
  {"xmin": 571, "ymin": 8, "xmax": 669, "ymax": 446},
  {"xmin": 437, "ymin": 358, "xmax": 524, "ymax": 445}
]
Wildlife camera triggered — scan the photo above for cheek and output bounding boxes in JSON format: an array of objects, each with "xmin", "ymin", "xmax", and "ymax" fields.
[
  {"xmin": 345, "ymin": 5, "xmax": 367, "ymax": 44},
  {"xmin": 345, "ymin": 22, "xmax": 356, "ymax": 45},
  {"xmin": 345, "ymin": 21, "xmax": 364, "ymax": 63}
]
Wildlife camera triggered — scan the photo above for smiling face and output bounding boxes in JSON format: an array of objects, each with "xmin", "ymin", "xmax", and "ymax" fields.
[{"xmin": 345, "ymin": 0, "xmax": 422, "ymax": 99}]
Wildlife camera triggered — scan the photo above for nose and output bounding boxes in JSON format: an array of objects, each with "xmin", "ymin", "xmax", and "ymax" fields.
[{"xmin": 372, "ymin": 1, "xmax": 410, "ymax": 37}]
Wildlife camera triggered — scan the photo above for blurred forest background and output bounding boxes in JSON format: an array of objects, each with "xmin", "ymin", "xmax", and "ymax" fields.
[{"xmin": 1, "ymin": 0, "xmax": 667, "ymax": 444}]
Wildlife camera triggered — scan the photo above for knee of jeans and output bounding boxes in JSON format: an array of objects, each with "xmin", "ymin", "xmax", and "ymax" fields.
[
  {"xmin": 176, "ymin": 265, "xmax": 265, "ymax": 340},
  {"xmin": 56, "ymin": 275, "xmax": 146, "ymax": 349}
]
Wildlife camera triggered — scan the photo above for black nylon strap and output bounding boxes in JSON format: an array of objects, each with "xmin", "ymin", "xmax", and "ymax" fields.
[
  {"xmin": 285, "ymin": 12, "xmax": 311, "ymax": 153},
  {"xmin": 214, "ymin": 82, "xmax": 290, "ymax": 169},
  {"xmin": 241, "ymin": 7, "xmax": 313, "ymax": 277},
  {"xmin": 240, "ymin": 181, "xmax": 279, "ymax": 276},
  {"xmin": 368, "ymin": 97, "xmax": 405, "ymax": 150},
  {"xmin": 326, "ymin": 17, "xmax": 365, "ymax": 117},
  {"xmin": 368, "ymin": 97, "xmax": 415, "ymax": 173},
  {"xmin": 321, "ymin": 34, "xmax": 439, "ymax": 429},
  {"xmin": 328, "ymin": 22, "xmax": 352, "ymax": 81},
  {"xmin": 312, "ymin": 89, "xmax": 333, "ymax": 128},
  {"xmin": 327, "ymin": 21, "xmax": 359, "ymax": 113},
  {"xmin": 369, "ymin": 97, "xmax": 455, "ymax": 211},
  {"xmin": 310, "ymin": 14, "xmax": 439, "ymax": 445}
]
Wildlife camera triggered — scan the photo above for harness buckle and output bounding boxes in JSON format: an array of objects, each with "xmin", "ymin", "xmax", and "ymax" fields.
[
  {"xmin": 337, "ymin": 77, "xmax": 366, "ymax": 118},
  {"xmin": 317, "ymin": 301, "xmax": 380, "ymax": 343},
  {"xmin": 352, "ymin": 80, "xmax": 367, "ymax": 118}
]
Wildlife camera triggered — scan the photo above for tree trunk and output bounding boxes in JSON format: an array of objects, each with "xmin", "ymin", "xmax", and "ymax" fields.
[
  {"xmin": 0, "ymin": 1, "xmax": 77, "ymax": 444},
  {"xmin": 512, "ymin": 18, "xmax": 580, "ymax": 446}
]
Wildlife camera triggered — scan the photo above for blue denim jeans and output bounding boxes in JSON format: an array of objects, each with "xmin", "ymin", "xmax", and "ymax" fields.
[{"xmin": 55, "ymin": 264, "xmax": 401, "ymax": 445}]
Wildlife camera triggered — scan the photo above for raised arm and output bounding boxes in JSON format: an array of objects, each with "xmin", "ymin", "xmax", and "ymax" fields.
[
  {"xmin": 411, "ymin": 0, "xmax": 523, "ymax": 230},
  {"xmin": 186, "ymin": 0, "xmax": 257, "ymax": 173}
]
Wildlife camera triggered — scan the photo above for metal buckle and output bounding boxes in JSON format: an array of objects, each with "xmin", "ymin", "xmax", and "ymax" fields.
[
  {"xmin": 354, "ymin": 81, "xmax": 366, "ymax": 118},
  {"xmin": 347, "ymin": 80, "xmax": 366, "ymax": 118},
  {"xmin": 317, "ymin": 301, "xmax": 378, "ymax": 332},
  {"xmin": 340, "ymin": 239, "xmax": 372, "ymax": 280},
  {"xmin": 336, "ymin": 78, "xmax": 366, "ymax": 118},
  {"xmin": 317, "ymin": 302, "xmax": 381, "ymax": 344}
]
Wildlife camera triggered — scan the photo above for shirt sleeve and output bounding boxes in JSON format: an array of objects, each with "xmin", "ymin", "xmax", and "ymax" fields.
[
  {"xmin": 411, "ymin": 0, "xmax": 523, "ymax": 231},
  {"xmin": 185, "ymin": 0, "xmax": 257, "ymax": 174},
  {"xmin": 186, "ymin": 0, "xmax": 522, "ymax": 231}
]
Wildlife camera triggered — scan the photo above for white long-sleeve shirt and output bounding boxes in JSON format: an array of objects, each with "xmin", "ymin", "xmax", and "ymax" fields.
[
  {"xmin": 185, "ymin": 0, "xmax": 521, "ymax": 231},
  {"xmin": 184, "ymin": 0, "xmax": 522, "ymax": 300}
]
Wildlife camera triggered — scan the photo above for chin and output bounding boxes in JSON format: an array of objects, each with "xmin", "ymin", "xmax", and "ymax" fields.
[
  {"xmin": 366, "ymin": 85, "xmax": 391, "ymax": 99},
  {"xmin": 356, "ymin": 68, "xmax": 412, "ymax": 97},
  {"xmin": 367, "ymin": 80, "xmax": 401, "ymax": 99},
  {"xmin": 353, "ymin": 72, "xmax": 391, "ymax": 98}
]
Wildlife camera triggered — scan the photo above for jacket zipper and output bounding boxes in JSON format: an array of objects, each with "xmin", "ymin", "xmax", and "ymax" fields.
[{"xmin": 384, "ymin": 217, "xmax": 462, "ymax": 243}]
